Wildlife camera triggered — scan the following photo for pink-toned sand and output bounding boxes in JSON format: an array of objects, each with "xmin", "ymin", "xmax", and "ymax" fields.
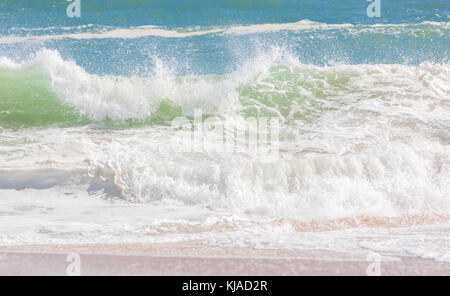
[{"xmin": 1, "ymin": 241, "xmax": 449, "ymax": 276}]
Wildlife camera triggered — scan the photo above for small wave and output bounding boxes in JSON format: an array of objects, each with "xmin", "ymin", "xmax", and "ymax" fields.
[
  {"xmin": 0, "ymin": 48, "xmax": 449, "ymax": 221},
  {"xmin": 0, "ymin": 20, "xmax": 449, "ymax": 44}
]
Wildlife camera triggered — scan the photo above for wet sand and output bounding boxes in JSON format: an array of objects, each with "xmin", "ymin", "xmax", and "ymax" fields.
[{"xmin": 1, "ymin": 242, "xmax": 449, "ymax": 276}]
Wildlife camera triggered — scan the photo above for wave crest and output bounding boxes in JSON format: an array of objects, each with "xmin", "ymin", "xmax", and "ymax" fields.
[{"xmin": 1, "ymin": 48, "xmax": 449, "ymax": 128}]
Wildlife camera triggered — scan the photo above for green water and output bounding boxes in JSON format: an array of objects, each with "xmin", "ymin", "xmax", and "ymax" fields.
[{"xmin": 0, "ymin": 67, "xmax": 90, "ymax": 129}]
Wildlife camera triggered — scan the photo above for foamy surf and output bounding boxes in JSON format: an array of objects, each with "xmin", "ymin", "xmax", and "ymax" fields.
[
  {"xmin": 1, "ymin": 49, "xmax": 449, "ymax": 222},
  {"xmin": 1, "ymin": 49, "xmax": 449, "ymax": 220}
]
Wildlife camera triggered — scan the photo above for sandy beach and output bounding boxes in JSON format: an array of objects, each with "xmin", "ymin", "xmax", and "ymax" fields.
[{"xmin": 1, "ymin": 242, "xmax": 450, "ymax": 276}]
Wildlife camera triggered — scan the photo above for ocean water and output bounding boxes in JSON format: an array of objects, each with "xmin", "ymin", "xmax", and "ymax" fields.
[{"xmin": 0, "ymin": 1, "xmax": 449, "ymax": 262}]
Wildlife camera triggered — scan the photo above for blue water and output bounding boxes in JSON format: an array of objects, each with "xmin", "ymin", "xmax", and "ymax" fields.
[
  {"xmin": 0, "ymin": 0, "xmax": 448, "ymax": 76},
  {"xmin": 1, "ymin": 0, "xmax": 449, "ymax": 28}
]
